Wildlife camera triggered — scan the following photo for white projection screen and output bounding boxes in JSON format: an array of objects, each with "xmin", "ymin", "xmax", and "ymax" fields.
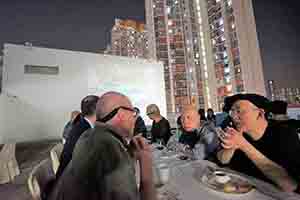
[{"xmin": 88, "ymin": 55, "xmax": 166, "ymax": 125}]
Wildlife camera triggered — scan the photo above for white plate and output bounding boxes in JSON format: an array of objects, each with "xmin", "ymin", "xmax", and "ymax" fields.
[{"xmin": 201, "ymin": 170, "xmax": 255, "ymax": 196}]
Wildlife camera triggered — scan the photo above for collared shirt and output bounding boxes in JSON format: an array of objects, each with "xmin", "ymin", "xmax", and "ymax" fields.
[{"xmin": 84, "ymin": 117, "xmax": 94, "ymax": 128}]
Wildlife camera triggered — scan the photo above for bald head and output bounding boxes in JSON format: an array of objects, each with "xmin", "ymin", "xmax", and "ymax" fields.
[
  {"xmin": 182, "ymin": 105, "xmax": 198, "ymax": 115},
  {"xmin": 96, "ymin": 91, "xmax": 137, "ymax": 138},
  {"xmin": 181, "ymin": 105, "xmax": 201, "ymax": 132},
  {"xmin": 96, "ymin": 91, "xmax": 132, "ymax": 121}
]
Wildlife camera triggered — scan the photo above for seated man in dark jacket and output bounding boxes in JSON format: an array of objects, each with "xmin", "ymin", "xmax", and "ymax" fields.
[
  {"xmin": 56, "ymin": 95, "xmax": 99, "ymax": 178},
  {"xmin": 133, "ymin": 107, "xmax": 148, "ymax": 137},
  {"xmin": 62, "ymin": 110, "xmax": 80, "ymax": 144},
  {"xmin": 167, "ymin": 105, "xmax": 219, "ymax": 160}
]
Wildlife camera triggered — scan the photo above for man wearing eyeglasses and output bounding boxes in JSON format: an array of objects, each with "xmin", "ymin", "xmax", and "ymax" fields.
[
  {"xmin": 217, "ymin": 93, "xmax": 300, "ymax": 193},
  {"xmin": 48, "ymin": 91, "xmax": 156, "ymax": 200}
]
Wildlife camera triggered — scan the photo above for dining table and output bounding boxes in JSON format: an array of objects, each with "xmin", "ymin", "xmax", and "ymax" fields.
[{"xmin": 148, "ymin": 144, "xmax": 300, "ymax": 200}]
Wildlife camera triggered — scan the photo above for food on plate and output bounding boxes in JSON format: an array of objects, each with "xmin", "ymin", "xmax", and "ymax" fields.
[{"xmin": 223, "ymin": 182, "xmax": 253, "ymax": 193}]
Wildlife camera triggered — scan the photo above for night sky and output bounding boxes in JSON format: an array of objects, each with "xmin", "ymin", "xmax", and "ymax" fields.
[
  {"xmin": 0, "ymin": 0, "xmax": 299, "ymax": 89},
  {"xmin": 0, "ymin": 0, "xmax": 145, "ymax": 52},
  {"xmin": 253, "ymin": 0, "xmax": 300, "ymax": 88}
]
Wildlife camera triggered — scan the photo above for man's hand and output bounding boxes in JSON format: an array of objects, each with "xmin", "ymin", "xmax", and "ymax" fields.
[
  {"xmin": 132, "ymin": 136, "xmax": 157, "ymax": 200},
  {"xmin": 220, "ymin": 127, "xmax": 247, "ymax": 150},
  {"xmin": 131, "ymin": 136, "xmax": 152, "ymax": 163}
]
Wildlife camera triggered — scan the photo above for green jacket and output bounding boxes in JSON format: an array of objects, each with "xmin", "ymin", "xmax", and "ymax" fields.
[{"xmin": 48, "ymin": 122, "xmax": 139, "ymax": 200}]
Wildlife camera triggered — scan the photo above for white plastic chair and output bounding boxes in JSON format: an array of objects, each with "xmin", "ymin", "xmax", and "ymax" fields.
[
  {"xmin": 0, "ymin": 143, "xmax": 20, "ymax": 184},
  {"xmin": 27, "ymin": 159, "xmax": 55, "ymax": 200},
  {"xmin": 50, "ymin": 143, "xmax": 63, "ymax": 174}
]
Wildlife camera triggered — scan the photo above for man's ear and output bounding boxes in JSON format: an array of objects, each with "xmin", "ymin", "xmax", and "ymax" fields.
[{"xmin": 257, "ymin": 109, "xmax": 265, "ymax": 119}]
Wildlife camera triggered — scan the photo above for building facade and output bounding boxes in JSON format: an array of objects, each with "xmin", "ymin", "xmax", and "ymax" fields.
[
  {"xmin": 274, "ymin": 88, "xmax": 300, "ymax": 104},
  {"xmin": 105, "ymin": 19, "xmax": 150, "ymax": 59},
  {"xmin": 0, "ymin": 55, "xmax": 2, "ymax": 93},
  {"xmin": 146, "ymin": 0, "xmax": 217, "ymax": 121},
  {"xmin": 146, "ymin": 0, "xmax": 266, "ymax": 117},
  {"xmin": 1, "ymin": 43, "xmax": 166, "ymax": 143},
  {"xmin": 205, "ymin": 0, "xmax": 266, "ymax": 110}
]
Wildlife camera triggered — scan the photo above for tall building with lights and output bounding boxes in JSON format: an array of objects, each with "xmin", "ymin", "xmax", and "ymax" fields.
[
  {"xmin": 106, "ymin": 19, "xmax": 150, "ymax": 59},
  {"xmin": 146, "ymin": 0, "xmax": 266, "ymax": 117},
  {"xmin": 146, "ymin": 0, "xmax": 216, "ymax": 121},
  {"xmin": 205, "ymin": 0, "xmax": 266, "ymax": 110}
]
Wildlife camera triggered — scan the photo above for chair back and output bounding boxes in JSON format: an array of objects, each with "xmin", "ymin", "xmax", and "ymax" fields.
[
  {"xmin": 27, "ymin": 159, "xmax": 55, "ymax": 200},
  {"xmin": 0, "ymin": 143, "xmax": 20, "ymax": 184},
  {"xmin": 50, "ymin": 143, "xmax": 63, "ymax": 174}
]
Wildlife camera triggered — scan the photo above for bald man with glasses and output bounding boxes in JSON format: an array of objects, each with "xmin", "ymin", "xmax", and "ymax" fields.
[{"xmin": 48, "ymin": 91, "xmax": 156, "ymax": 200}]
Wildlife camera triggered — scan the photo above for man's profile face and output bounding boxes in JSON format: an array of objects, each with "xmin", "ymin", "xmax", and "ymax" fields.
[
  {"xmin": 120, "ymin": 100, "xmax": 137, "ymax": 138},
  {"xmin": 230, "ymin": 100, "xmax": 260, "ymax": 132}
]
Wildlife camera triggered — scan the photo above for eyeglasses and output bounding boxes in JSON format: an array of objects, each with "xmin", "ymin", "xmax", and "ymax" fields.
[
  {"xmin": 146, "ymin": 112, "xmax": 155, "ymax": 116},
  {"xmin": 99, "ymin": 106, "xmax": 137, "ymax": 122},
  {"xmin": 229, "ymin": 106, "xmax": 259, "ymax": 117}
]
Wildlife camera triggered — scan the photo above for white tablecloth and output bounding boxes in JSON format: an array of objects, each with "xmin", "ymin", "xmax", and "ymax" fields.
[{"xmin": 151, "ymin": 146, "xmax": 300, "ymax": 200}]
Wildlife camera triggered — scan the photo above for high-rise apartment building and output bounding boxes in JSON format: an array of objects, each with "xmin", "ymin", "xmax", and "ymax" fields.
[
  {"xmin": 267, "ymin": 80, "xmax": 300, "ymax": 104},
  {"xmin": 146, "ymin": 0, "xmax": 266, "ymax": 117},
  {"xmin": 146, "ymin": 0, "xmax": 216, "ymax": 121},
  {"xmin": 275, "ymin": 87, "xmax": 300, "ymax": 104},
  {"xmin": 267, "ymin": 80, "xmax": 276, "ymax": 101},
  {"xmin": 105, "ymin": 19, "xmax": 150, "ymax": 59},
  {"xmin": 205, "ymin": 0, "xmax": 266, "ymax": 110}
]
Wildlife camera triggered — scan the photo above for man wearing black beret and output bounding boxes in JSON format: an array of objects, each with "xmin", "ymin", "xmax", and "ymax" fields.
[{"xmin": 217, "ymin": 93, "xmax": 300, "ymax": 193}]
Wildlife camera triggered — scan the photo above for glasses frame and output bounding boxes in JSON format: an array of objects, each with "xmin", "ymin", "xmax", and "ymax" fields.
[
  {"xmin": 99, "ymin": 106, "xmax": 137, "ymax": 122},
  {"xmin": 229, "ymin": 106, "xmax": 260, "ymax": 118},
  {"xmin": 146, "ymin": 112, "xmax": 155, "ymax": 116}
]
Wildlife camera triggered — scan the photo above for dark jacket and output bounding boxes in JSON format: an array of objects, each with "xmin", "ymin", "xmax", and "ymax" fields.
[
  {"xmin": 56, "ymin": 115, "xmax": 92, "ymax": 178},
  {"xmin": 151, "ymin": 117, "xmax": 171, "ymax": 145},
  {"xmin": 48, "ymin": 123, "xmax": 138, "ymax": 200},
  {"xmin": 133, "ymin": 116, "xmax": 147, "ymax": 137},
  {"xmin": 62, "ymin": 121, "xmax": 73, "ymax": 140}
]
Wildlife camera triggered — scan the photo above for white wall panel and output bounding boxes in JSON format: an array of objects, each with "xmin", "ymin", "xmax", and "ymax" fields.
[{"xmin": 0, "ymin": 44, "xmax": 165, "ymax": 143}]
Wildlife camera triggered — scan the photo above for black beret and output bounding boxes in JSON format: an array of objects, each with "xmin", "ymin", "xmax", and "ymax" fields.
[{"xmin": 223, "ymin": 93, "xmax": 271, "ymax": 113}]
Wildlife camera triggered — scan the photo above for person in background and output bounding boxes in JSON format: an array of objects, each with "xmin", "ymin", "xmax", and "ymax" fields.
[
  {"xmin": 167, "ymin": 105, "xmax": 219, "ymax": 160},
  {"xmin": 62, "ymin": 110, "xmax": 80, "ymax": 144},
  {"xmin": 176, "ymin": 115, "xmax": 182, "ymax": 130},
  {"xmin": 217, "ymin": 93, "xmax": 300, "ymax": 193},
  {"xmin": 48, "ymin": 91, "xmax": 156, "ymax": 200},
  {"xmin": 146, "ymin": 104, "xmax": 171, "ymax": 145},
  {"xmin": 215, "ymin": 112, "xmax": 229, "ymax": 128},
  {"xmin": 133, "ymin": 107, "xmax": 148, "ymax": 137},
  {"xmin": 198, "ymin": 108, "xmax": 207, "ymax": 124},
  {"xmin": 270, "ymin": 100, "xmax": 289, "ymax": 121},
  {"xmin": 56, "ymin": 95, "xmax": 99, "ymax": 179},
  {"xmin": 270, "ymin": 100, "xmax": 300, "ymax": 137},
  {"xmin": 207, "ymin": 108, "xmax": 216, "ymax": 126}
]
